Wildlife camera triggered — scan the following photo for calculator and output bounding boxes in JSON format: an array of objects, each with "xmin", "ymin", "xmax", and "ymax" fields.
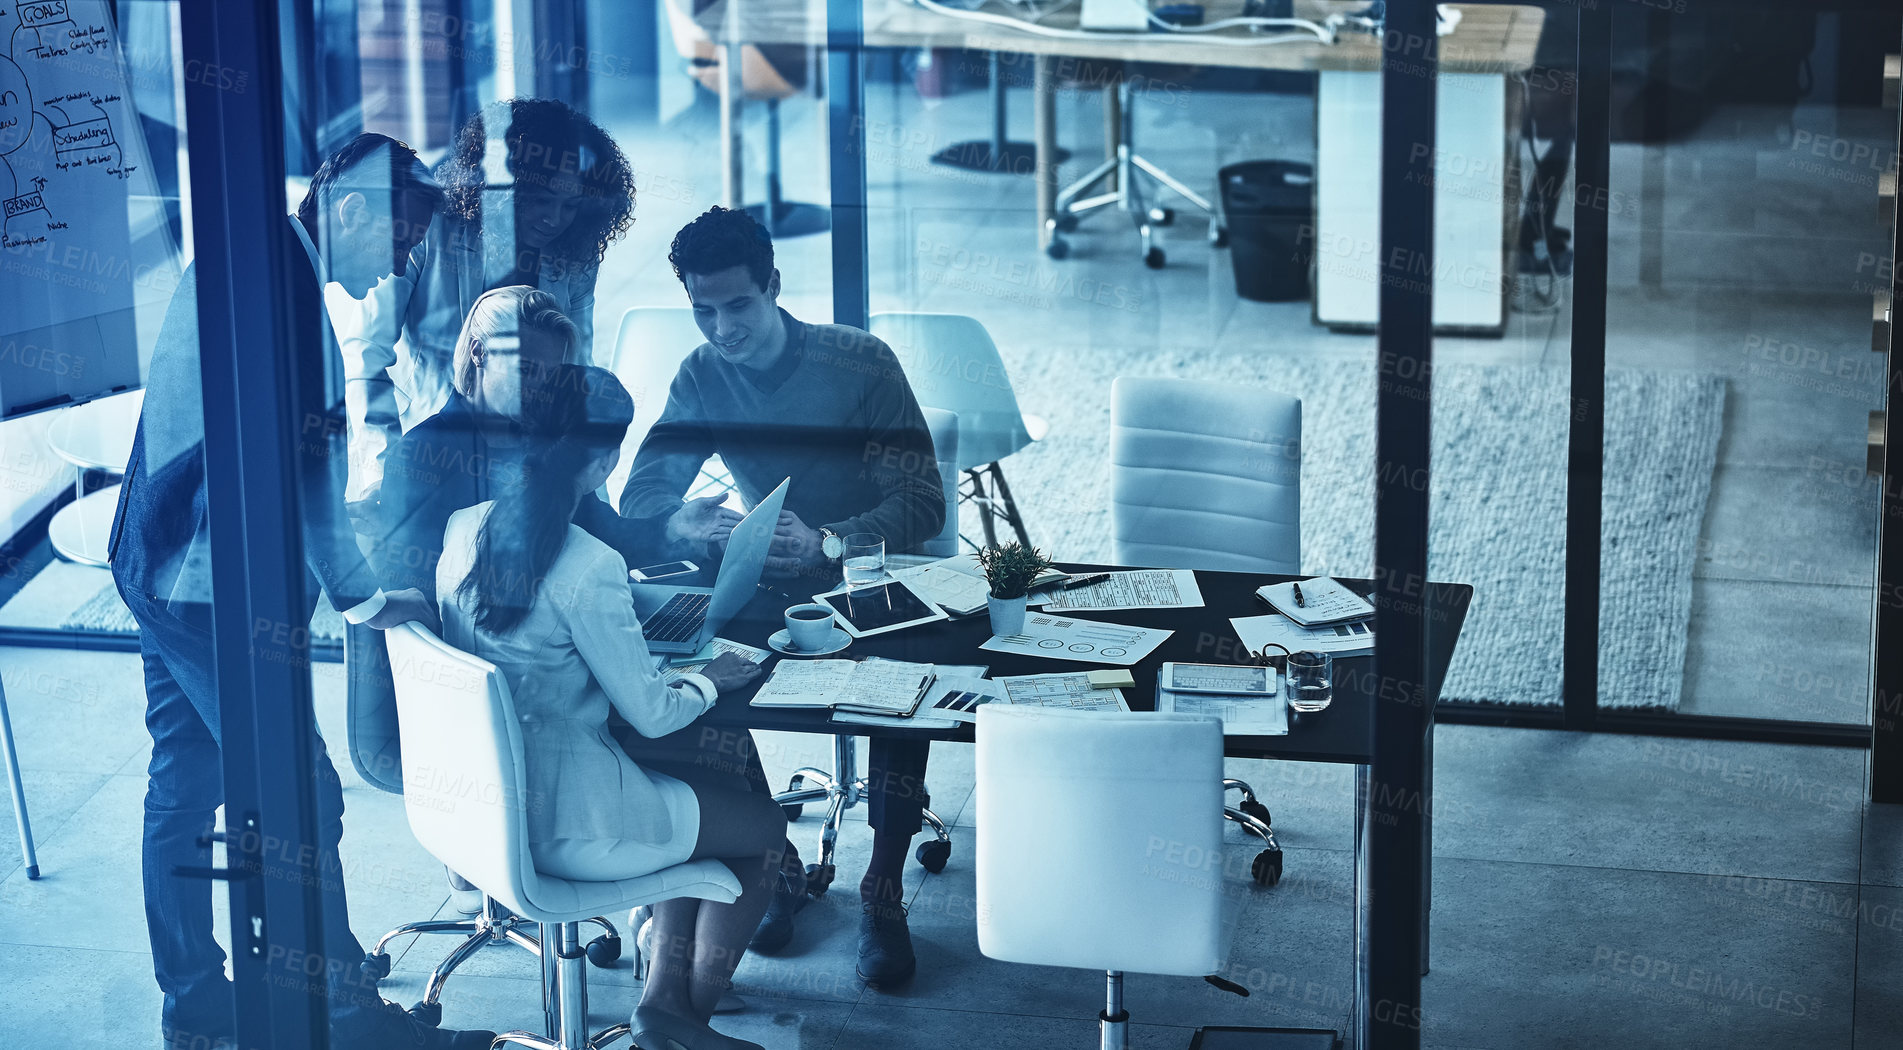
[{"xmin": 1160, "ymin": 662, "xmax": 1278, "ymax": 696}]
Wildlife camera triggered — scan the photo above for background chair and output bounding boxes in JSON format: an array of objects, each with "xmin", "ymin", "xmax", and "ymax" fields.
[
  {"xmin": 605, "ymin": 306, "xmax": 737, "ymax": 510},
  {"xmin": 916, "ymin": 406, "xmax": 961, "ymax": 557},
  {"xmin": 349, "ymin": 626, "xmax": 623, "ymax": 1026},
  {"xmin": 768, "ymin": 408, "xmax": 961, "ymax": 891},
  {"xmin": 661, "ymin": 0, "xmax": 828, "ymax": 237},
  {"xmin": 870, "ymin": 312, "xmax": 1047, "ymax": 550},
  {"xmin": 976, "ymin": 706, "xmax": 1229, "ymax": 1049},
  {"xmin": 1110, "ymin": 376, "xmax": 1302, "ymax": 574},
  {"xmin": 386, "ymin": 624, "xmax": 744, "ymax": 1050},
  {"xmin": 1044, "ymin": 70, "xmax": 1224, "ymax": 268},
  {"xmin": 1112, "ymin": 375, "xmax": 1302, "ymax": 884},
  {"xmin": 43, "ymin": 390, "xmax": 144, "ymax": 566}
]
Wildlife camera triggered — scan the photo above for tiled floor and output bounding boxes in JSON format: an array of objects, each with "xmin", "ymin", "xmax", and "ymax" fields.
[{"xmin": 2, "ymin": 644, "xmax": 1898, "ymax": 1049}]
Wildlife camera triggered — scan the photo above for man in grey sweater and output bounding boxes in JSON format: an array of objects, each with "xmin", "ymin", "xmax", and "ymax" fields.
[{"xmin": 620, "ymin": 207, "xmax": 945, "ymax": 988}]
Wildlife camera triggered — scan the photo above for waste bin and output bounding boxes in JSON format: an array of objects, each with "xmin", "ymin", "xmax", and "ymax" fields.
[{"xmin": 1219, "ymin": 160, "xmax": 1314, "ymax": 302}]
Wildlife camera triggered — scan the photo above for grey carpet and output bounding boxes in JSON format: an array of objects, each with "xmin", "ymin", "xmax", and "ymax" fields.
[
  {"xmin": 62, "ymin": 582, "xmax": 347, "ymax": 645},
  {"xmin": 996, "ymin": 353, "xmax": 1726, "ymax": 709}
]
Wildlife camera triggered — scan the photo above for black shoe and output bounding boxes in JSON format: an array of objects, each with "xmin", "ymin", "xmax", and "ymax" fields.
[
  {"xmin": 856, "ymin": 900, "xmax": 916, "ymax": 989},
  {"xmin": 748, "ymin": 867, "xmax": 809, "ymax": 954},
  {"xmin": 336, "ymin": 997, "xmax": 497, "ymax": 1050},
  {"xmin": 162, "ymin": 981, "xmax": 235, "ymax": 1049}
]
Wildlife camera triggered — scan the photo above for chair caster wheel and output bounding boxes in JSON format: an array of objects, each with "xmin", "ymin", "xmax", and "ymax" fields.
[
  {"xmin": 1239, "ymin": 799, "xmax": 1271, "ymax": 827},
  {"xmin": 805, "ymin": 862, "xmax": 836, "ymax": 897},
  {"xmin": 360, "ymin": 952, "xmax": 391, "ymax": 982},
  {"xmin": 1046, "ymin": 236, "xmax": 1069, "ymax": 260},
  {"xmin": 408, "ymin": 1001, "xmax": 442, "ymax": 1027},
  {"xmin": 586, "ymin": 932, "xmax": 621, "ymax": 967},
  {"xmin": 1211, "ymin": 225, "xmax": 1229, "ymax": 248},
  {"xmin": 1251, "ymin": 849, "xmax": 1283, "ymax": 887},
  {"xmin": 781, "ymin": 803, "xmax": 805, "ymax": 821},
  {"xmin": 1148, "ymin": 207, "xmax": 1175, "ymax": 226},
  {"xmin": 1144, "ymin": 247, "xmax": 1166, "ymax": 269},
  {"xmin": 915, "ymin": 839, "xmax": 951, "ymax": 873}
]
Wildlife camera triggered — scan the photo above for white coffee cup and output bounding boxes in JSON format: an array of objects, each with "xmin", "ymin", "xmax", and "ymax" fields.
[{"xmin": 784, "ymin": 603, "xmax": 835, "ymax": 651}]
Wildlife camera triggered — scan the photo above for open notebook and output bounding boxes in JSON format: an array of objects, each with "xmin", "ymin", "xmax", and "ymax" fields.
[{"xmin": 749, "ymin": 659, "xmax": 937, "ymax": 716}]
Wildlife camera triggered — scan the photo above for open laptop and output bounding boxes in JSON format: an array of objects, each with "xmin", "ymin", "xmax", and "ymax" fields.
[{"xmin": 631, "ymin": 477, "xmax": 790, "ymax": 654}]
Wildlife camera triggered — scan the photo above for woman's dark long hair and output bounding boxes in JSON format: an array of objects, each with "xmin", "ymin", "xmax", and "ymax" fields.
[
  {"xmin": 458, "ymin": 364, "xmax": 634, "ymax": 634},
  {"xmin": 436, "ymin": 98, "xmax": 637, "ymax": 268}
]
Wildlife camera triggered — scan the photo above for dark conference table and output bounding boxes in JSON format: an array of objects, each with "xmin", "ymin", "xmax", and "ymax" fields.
[
  {"xmin": 694, "ymin": 560, "xmax": 1472, "ymax": 1021},
  {"xmin": 699, "ymin": 563, "xmax": 1474, "ymax": 767}
]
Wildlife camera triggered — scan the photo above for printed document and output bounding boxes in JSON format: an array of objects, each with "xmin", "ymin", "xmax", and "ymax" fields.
[
  {"xmin": 893, "ymin": 560, "xmax": 992, "ymax": 616},
  {"xmin": 1036, "ymin": 569, "xmax": 1205, "ymax": 612},
  {"xmin": 996, "ymin": 672, "xmax": 1131, "ymax": 713},
  {"xmin": 662, "ymin": 638, "xmax": 770, "ymax": 683},
  {"xmin": 1158, "ymin": 690, "xmax": 1289, "ymax": 736},
  {"xmin": 832, "ymin": 666, "xmax": 995, "ymax": 729},
  {"xmin": 980, "ymin": 613, "xmax": 1173, "ymax": 665},
  {"xmin": 1230, "ymin": 613, "xmax": 1375, "ymax": 659}
]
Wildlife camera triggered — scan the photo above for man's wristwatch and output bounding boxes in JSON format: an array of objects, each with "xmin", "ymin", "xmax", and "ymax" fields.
[{"xmin": 820, "ymin": 527, "xmax": 843, "ymax": 560}]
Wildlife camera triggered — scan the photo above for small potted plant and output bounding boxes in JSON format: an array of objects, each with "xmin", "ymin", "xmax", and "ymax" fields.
[{"xmin": 973, "ymin": 540, "xmax": 1053, "ymax": 637}]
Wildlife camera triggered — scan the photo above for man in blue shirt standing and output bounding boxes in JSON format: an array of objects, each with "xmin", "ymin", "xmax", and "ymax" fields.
[{"xmin": 110, "ymin": 134, "xmax": 494, "ymax": 1050}]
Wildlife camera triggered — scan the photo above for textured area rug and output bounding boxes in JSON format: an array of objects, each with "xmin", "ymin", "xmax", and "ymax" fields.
[
  {"xmin": 62, "ymin": 582, "xmax": 346, "ymax": 645},
  {"xmin": 996, "ymin": 353, "xmax": 1726, "ymax": 710}
]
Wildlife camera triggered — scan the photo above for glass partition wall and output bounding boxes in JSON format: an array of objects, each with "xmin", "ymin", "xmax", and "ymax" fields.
[
  {"xmin": 2, "ymin": 0, "xmax": 1896, "ymax": 1046},
  {"xmin": 7, "ymin": 5, "xmax": 1884, "ymax": 738},
  {"xmin": 1601, "ymin": 5, "xmax": 1893, "ymax": 729}
]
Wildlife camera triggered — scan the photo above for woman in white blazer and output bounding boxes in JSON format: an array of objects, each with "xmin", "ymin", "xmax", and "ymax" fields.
[{"xmin": 437, "ymin": 364, "xmax": 782, "ymax": 1050}]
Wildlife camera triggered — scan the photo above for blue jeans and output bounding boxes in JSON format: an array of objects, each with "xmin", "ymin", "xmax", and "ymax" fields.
[{"xmin": 130, "ymin": 591, "xmax": 379, "ymax": 1039}]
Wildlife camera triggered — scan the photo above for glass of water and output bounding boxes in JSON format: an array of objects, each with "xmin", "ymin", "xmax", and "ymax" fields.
[
  {"xmin": 1286, "ymin": 650, "xmax": 1333, "ymax": 713},
  {"xmin": 841, "ymin": 533, "xmax": 886, "ymax": 589}
]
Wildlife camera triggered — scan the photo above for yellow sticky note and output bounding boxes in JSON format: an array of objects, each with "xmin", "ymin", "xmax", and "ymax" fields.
[{"xmin": 1087, "ymin": 669, "xmax": 1136, "ymax": 690}]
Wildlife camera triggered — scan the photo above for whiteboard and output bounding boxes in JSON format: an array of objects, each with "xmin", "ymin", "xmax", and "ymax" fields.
[{"xmin": 1, "ymin": 0, "xmax": 180, "ymax": 420}]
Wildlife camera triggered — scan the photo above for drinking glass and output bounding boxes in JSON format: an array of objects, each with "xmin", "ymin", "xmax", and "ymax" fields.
[
  {"xmin": 1286, "ymin": 650, "xmax": 1333, "ymax": 713},
  {"xmin": 842, "ymin": 533, "xmax": 886, "ymax": 589}
]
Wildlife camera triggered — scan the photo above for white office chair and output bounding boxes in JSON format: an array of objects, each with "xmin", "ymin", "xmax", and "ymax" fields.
[
  {"xmin": 976, "ymin": 707, "xmax": 1228, "ymax": 1049},
  {"xmin": 870, "ymin": 312, "xmax": 1047, "ymax": 551},
  {"xmin": 660, "ymin": 0, "xmax": 829, "ymax": 238},
  {"xmin": 351, "ymin": 626, "xmax": 624, "ymax": 1025},
  {"xmin": 606, "ymin": 306, "xmax": 735, "ymax": 509},
  {"xmin": 1110, "ymin": 376, "xmax": 1301, "ymax": 574},
  {"xmin": 916, "ymin": 406, "xmax": 961, "ymax": 558},
  {"xmin": 767, "ymin": 409, "xmax": 961, "ymax": 890},
  {"xmin": 1111, "ymin": 375, "xmax": 1299, "ymax": 884},
  {"xmin": 385, "ymin": 624, "xmax": 743, "ymax": 1050}
]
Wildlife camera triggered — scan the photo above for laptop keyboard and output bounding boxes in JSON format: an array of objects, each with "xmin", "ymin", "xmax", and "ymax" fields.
[{"xmin": 645, "ymin": 591, "xmax": 711, "ymax": 643}]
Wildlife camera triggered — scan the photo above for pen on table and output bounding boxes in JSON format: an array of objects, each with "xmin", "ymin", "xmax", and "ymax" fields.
[
  {"xmin": 1060, "ymin": 572, "xmax": 1111, "ymax": 590},
  {"xmin": 1292, "ymin": 582, "xmax": 1306, "ymax": 608}
]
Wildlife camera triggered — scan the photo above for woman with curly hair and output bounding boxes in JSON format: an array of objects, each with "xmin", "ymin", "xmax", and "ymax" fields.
[{"xmin": 333, "ymin": 97, "xmax": 637, "ymax": 516}]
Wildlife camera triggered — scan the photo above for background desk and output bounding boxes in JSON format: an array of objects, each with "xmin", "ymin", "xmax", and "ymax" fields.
[{"xmin": 696, "ymin": 0, "xmax": 1543, "ymax": 333}]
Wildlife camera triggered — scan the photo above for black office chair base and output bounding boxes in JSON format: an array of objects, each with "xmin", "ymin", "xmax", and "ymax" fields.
[
  {"xmin": 774, "ymin": 735, "xmax": 953, "ymax": 896},
  {"xmin": 1223, "ymin": 778, "xmax": 1282, "ymax": 887},
  {"xmin": 743, "ymin": 199, "xmax": 830, "ymax": 238},
  {"xmin": 363, "ymin": 898, "xmax": 619, "ymax": 1021},
  {"xmin": 1045, "ymin": 76, "xmax": 1218, "ymax": 266},
  {"xmin": 932, "ymin": 139, "xmax": 1068, "ymax": 174}
]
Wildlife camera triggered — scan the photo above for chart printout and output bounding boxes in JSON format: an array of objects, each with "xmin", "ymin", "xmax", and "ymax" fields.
[{"xmin": 979, "ymin": 614, "xmax": 1173, "ymax": 665}]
